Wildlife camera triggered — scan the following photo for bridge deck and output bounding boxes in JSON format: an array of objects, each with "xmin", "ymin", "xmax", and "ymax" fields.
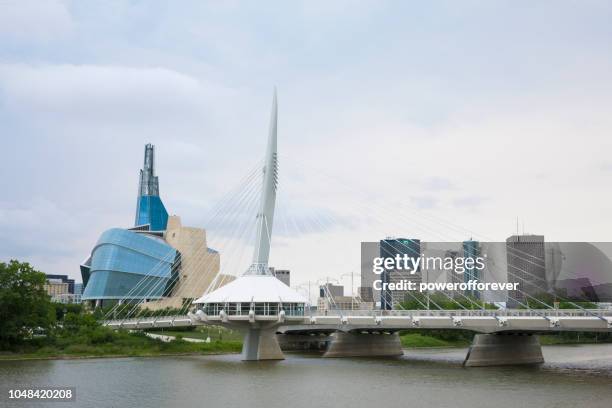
[{"xmin": 103, "ymin": 309, "xmax": 612, "ymax": 333}]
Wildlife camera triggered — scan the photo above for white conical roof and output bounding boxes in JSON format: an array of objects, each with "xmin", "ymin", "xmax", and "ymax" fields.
[{"xmin": 193, "ymin": 275, "xmax": 308, "ymax": 304}]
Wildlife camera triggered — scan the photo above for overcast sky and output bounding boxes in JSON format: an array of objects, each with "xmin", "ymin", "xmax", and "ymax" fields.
[{"xmin": 1, "ymin": 1, "xmax": 611, "ymax": 293}]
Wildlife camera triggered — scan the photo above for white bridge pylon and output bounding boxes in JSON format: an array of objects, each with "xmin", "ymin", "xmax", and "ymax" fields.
[{"xmin": 191, "ymin": 90, "xmax": 309, "ymax": 361}]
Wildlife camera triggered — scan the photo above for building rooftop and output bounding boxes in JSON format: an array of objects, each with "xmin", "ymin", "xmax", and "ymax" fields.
[{"xmin": 194, "ymin": 275, "xmax": 308, "ymax": 304}]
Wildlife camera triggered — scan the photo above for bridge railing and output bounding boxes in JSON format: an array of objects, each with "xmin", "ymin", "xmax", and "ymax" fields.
[
  {"xmin": 315, "ymin": 309, "xmax": 612, "ymax": 318},
  {"xmin": 103, "ymin": 315, "xmax": 189, "ymax": 326},
  {"xmin": 103, "ymin": 309, "xmax": 612, "ymax": 327}
]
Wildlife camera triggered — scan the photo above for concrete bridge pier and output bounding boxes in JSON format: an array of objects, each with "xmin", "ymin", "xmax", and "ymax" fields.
[
  {"xmin": 463, "ymin": 333, "xmax": 544, "ymax": 367},
  {"xmin": 276, "ymin": 333, "xmax": 331, "ymax": 351},
  {"xmin": 323, "ymin": 331, "xmax": 403, "ymax": 358},
  {"xmin": 242, "ymin": 328, "xmax": 285, "ymax": 361}
]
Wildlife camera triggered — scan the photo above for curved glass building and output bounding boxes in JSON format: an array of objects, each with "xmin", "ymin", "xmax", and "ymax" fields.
[
  {"xmin": 81, "ymin": 144, "xmax": 178, "ymax": 307},
  {"xmin": 82, "ymin": 228, "xmax": 178, "ymax": 302},
  {"xmin": 80, "ymin": 143, "xmax": 224, "ymax": 308}
]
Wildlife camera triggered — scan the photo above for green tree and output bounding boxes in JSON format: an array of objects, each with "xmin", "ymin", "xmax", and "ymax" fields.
[
  {"xmin": 0, "ymin": 260, "xmax": 55, "ymax": 349},
  {"xmin": 399, "ymin": 292, "xmax": 496, "ymax": 310}
]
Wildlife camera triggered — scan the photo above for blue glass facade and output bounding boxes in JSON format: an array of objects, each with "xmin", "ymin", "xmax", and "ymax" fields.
[
  {"xmin": 463, "ymin": 239, "xmax": 481, "ymax": 299},
  {"xmin": 380, "ymin": 238, "xmax": 421, "ymax": 310},
  {"xmin": 82, "ymin": 228, "xmax": 177, "ymax": 300},
  {"xmin": 135, "ymin": 195, "xmax": 168, "ymax": 231}
]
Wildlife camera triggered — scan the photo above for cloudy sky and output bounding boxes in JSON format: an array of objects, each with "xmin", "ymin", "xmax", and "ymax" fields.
[{"xmin": 1, "ymin": 1, "xmax": 611, "ymax": 294}]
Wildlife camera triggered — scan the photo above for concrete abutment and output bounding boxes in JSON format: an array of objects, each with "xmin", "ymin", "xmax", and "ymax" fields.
[
  {"xmin": 323, "ymin": 331, "xmax": 403, "ymax": 358},
  {"xmin": 463, "ymin": 333, "xmax": 544, "ymax": 367},
  {"xmin": 242, "ymin": 328, "xmax": 285, "ymax": 361}
]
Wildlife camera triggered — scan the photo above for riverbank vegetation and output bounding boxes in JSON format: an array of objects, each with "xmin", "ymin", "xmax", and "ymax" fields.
[
  {"xmin": 400, "ymin": 329, "xmax": 473, "ymax": 348},
  {"xmin": 400, "ymin": 333, "xmax": 469, "ymax": 348},
  {"xmin": 399, "ymin": 293, "xmax": 497, "ymax": 310},
  {"xmin": 0, "ymin": 260, "xmax": 241, "ymax": 360},
  {"xmin": 399, "ymin": 329, "xmax": 612, "ymax": 348},
  {"xmin": 0, "ymin": 307, "xmax": 242, "ymax": 360}
]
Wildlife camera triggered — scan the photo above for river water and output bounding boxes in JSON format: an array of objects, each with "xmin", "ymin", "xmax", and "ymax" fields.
[{"xmin": 1, "ymin": 344, "xmax": 612, "ymax": 408}]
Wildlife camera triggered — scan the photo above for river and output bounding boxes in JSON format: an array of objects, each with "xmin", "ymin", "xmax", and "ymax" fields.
[{"xmin": 1, "ymin": 344, "xmax": 612, "ymax": 408}]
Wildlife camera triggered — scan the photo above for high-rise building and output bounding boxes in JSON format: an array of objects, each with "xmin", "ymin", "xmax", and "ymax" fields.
[
  {"xmin": 44, "ymin": 277, "xmax": 70, "ymax": 298},
  {"xmin": 45, "ymin": 274, "xmax": 75, "ymax": 294},
  {"xmin": 445, "ymin": 249, "xmax": 462, "ymax": 298},
  {"xmin": 380, "ymin": 238, "xmax": 421, "ymax": 310},
  {"xmin": 360, "ymin": 242, "xmax": 380, "ymax": 305},
  {"xmin": 44, "ymin": 275, "xmax": 83, "ymax": 304},
  {"xmin": 506, "ymin": 234, "xmax": 546, "ymax": 308},
  {"xmin": 463, "ymin": 239, "xmax": 481, "ymax": 299}
]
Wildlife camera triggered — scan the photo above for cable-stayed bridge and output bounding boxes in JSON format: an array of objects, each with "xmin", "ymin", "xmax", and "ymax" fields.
[
  {"xmin": 103, "ymin": 307, "xmax": 612, "ymax": 366},
  {"xmin": 100, "ymin": 92, "xmax": 612, "ymax": 366},
  {"xmin": 105, "ymin": 308, "xmax": 612, "ymax": 334}
]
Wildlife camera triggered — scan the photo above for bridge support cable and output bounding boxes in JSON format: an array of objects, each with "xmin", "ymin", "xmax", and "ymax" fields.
[
  {"xmin": 382, "ymin": 238, "xmax": 489, "ymax": 312},
  {"xmin": 104, "ymin": 162, "xmax": 264, "ymax": 321},
  {"xmin": 121, "ymin": 182, "xmax": 260, "ymax": 323},
  {"xmin": 280, "ymin": 154, "xmax": 472, "ymax": 241},
  {"xmin": 486, "ymin": 246, "xmax": 604, "ymax": 314},
  {"xmin": 280, "ymin": 155, "xmax": 606, "ymax": 304},
  {"xmin": 174, "ymin": 173, "xmax": 264, "ymax": 316},
  {"xmin": 284, "ymin": 163, "xmax": 600, "ymax": 317},
  {"xmin": 109, "ymin": 192, "xmax": 255, "ymax": 322},
  {"xmin": 272, "ymin": 156, "xmax": 600, "ymax": 326},
  {"xmin": 104, "ymin": 161, "xmax": 262, "ymax": 319},
  {"xmin": 119, "ymin": 165, "xmax": 260, "ymax": 315},
  {"xmin": 154, "ymin": 172, "xmax": 262, "ymax": 319},
  {"xmin": 278, "ymin": 190, "xmax": 484, "ymax": 313}
]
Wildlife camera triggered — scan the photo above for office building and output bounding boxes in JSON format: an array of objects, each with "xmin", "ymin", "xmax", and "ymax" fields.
[
  {"xmin": 44, "ymin": 277, "xmax": 70, "ymax": 298},
  {"xmin": 317, "ymin": 283, "xmax": 373, "ymax": 311},
  {"xmin": 380, "ymin": 238, "xmax": 421, "ymax": 310},
  {"xmin": 45, "ymin": 274, "xmax": 75, "ymax": 294},
  {"xmin": 317, "ymin": 295, "xmax": 374, "ymax": 312},
  {"xmin": 269, "ymin": 267, "xmax": 290, "ymax": 286},
  {"xmin": 506, "ymin": 234, "xmax": 546, "ymax": 308},
  {"xmin": 463, "ymin": 239, "xmax": 481, "ymax": 299},
  {"xmin": 360, "ymin": 241, "xmax": 380, "ymax": 304},
  {"xmin": 358, "ymin": 286, "xmax": 374, "ymax": 302},
  {"xmin": 319, "ymin": 283, "xmax": 344, "ymax": 298}
]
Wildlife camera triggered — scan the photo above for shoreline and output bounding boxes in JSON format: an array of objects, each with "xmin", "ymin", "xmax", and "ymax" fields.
[
  {"xmin": 3, "ymin": 340, "xmax": 608, "ymax": 362},
  {"xmin": 0, "ymin": 350, "xmax": 241, "ymax": 362}
]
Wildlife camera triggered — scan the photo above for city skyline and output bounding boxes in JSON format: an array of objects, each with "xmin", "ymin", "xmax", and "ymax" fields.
[{"xmin": 1, "ymin": 1, "xmax": 612, "ymax": 286}]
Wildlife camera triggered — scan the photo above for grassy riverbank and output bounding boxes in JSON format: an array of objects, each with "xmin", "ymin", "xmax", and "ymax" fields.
[
  {"xmin": 539, "ymin": 333, "xmax": 612, "ymax": 345},
  {"xmin": 400, "ymin": 333, "xmax": 470, "ymax": 348},
  {"xmin": 0, "ymin": 331, "xmax": 241, "ymax": 361}
]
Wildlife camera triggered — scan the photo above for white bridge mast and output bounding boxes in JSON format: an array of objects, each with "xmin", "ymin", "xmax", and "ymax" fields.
[{"xmin": 247, "ymin": 90, "xmax": 278, "ymax": 275}]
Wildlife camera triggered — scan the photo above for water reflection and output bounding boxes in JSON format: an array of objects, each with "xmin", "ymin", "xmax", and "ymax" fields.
[{"xmin": 1, "ymin": 344, "xmax": 611, "ymax": 408}]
